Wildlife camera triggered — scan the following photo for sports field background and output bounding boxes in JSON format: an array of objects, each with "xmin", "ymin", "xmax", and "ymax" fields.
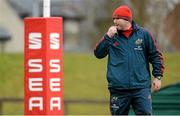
[{"xmin": 0, "ymin": 53, "xmax": 180, "ymax": 114}]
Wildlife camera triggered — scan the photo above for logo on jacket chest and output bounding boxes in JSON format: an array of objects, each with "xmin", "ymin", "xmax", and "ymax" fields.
[
  {"xmin": 134, "ymin": 38, "xmax": 143, "ymax": 50},
  {"xmin": 113, "ymin": 41, "xmax": 119, "ymax": 46}
]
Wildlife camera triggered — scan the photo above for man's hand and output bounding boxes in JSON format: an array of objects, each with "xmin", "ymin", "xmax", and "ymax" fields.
[
  {"xmin": 107, "ymin": 26, "xmax": 117, "ymax": 38},
  {"xmin": 152, "ymin": 78, "xmax": 161, "ymax": 92}
]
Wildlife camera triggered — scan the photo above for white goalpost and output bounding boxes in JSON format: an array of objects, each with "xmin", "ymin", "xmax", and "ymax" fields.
[{"xmin": 43, "ymin": 0, "xmax": 51, "ymax": 17}]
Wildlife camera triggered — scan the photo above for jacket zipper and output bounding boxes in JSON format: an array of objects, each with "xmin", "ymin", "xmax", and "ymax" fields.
[
  {"xmin": 127, "ymin": 38, "xmax": 130, "ymax": 89},
  {"xmin": 127, "ymin": 31, "xmax": 135, "ymax": 89}
]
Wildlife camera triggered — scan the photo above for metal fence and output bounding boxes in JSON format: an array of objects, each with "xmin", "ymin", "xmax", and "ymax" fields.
[
  {"xmin": 0, "ymin": 97, "xmax": 23, "ymax": 115},
  {"xmin": 0, "ymin": 97, "xmax": 108, "ymax": 115}
]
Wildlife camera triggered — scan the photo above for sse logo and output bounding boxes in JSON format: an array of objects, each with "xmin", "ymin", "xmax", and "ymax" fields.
[{"xmin": 28, "ymin": 32, "xmax": 61, "ymax": 110}]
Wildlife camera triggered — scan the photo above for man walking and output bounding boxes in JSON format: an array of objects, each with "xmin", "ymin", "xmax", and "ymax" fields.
[{"xmin": 94, "ymin": 5, "xmax": 164, "ymax": 115}]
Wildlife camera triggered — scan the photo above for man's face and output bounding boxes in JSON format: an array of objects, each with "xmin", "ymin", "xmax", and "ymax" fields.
[{"xmin": 113, "ymin": 18, "xmax": 129, "ymax": 30}]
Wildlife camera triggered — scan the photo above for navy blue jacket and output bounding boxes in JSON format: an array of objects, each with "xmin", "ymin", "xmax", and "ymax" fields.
[{"xmin": 94, "ymin": 21, "xmax": 164, "ymax": 89}]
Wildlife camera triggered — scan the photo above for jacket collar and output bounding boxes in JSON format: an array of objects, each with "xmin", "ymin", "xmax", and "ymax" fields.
[{"xmin": 132, "ymin": 20, "xmax": 140, "ymax": 31}]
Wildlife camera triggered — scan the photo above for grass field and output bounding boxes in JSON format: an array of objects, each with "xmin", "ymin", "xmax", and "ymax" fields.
[{"xmin": 0, "ymin": 53, "xmax": 180, "ymax": 115}]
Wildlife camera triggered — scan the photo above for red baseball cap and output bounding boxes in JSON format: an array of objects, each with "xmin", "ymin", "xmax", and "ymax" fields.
[{"xmin": 112, "ymin": 5, "xmax": 132, "ymax": 22}]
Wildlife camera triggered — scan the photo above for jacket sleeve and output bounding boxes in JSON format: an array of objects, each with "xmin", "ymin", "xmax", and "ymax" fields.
[
  {"xmin": 146, "ymin": 31, "xmax": 165, "ymax": 77},
  {"xmin": 94, "ymin": 34, "xmax": 113, "ymax": 59}
]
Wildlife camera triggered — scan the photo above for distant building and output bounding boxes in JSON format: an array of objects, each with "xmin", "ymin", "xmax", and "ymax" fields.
[
  {"xmin": 7, "ymin": 0, "xmax": 107, "ymax": 52},
  {"xmin": 0, "ymin": 0, "xmax": 23, "ymax": 53}
]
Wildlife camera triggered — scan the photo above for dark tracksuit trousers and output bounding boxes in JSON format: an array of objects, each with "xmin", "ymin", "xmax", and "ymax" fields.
[{"xmin": 109, "ymin": 88, "xmax": 152, "ymax": 115}]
